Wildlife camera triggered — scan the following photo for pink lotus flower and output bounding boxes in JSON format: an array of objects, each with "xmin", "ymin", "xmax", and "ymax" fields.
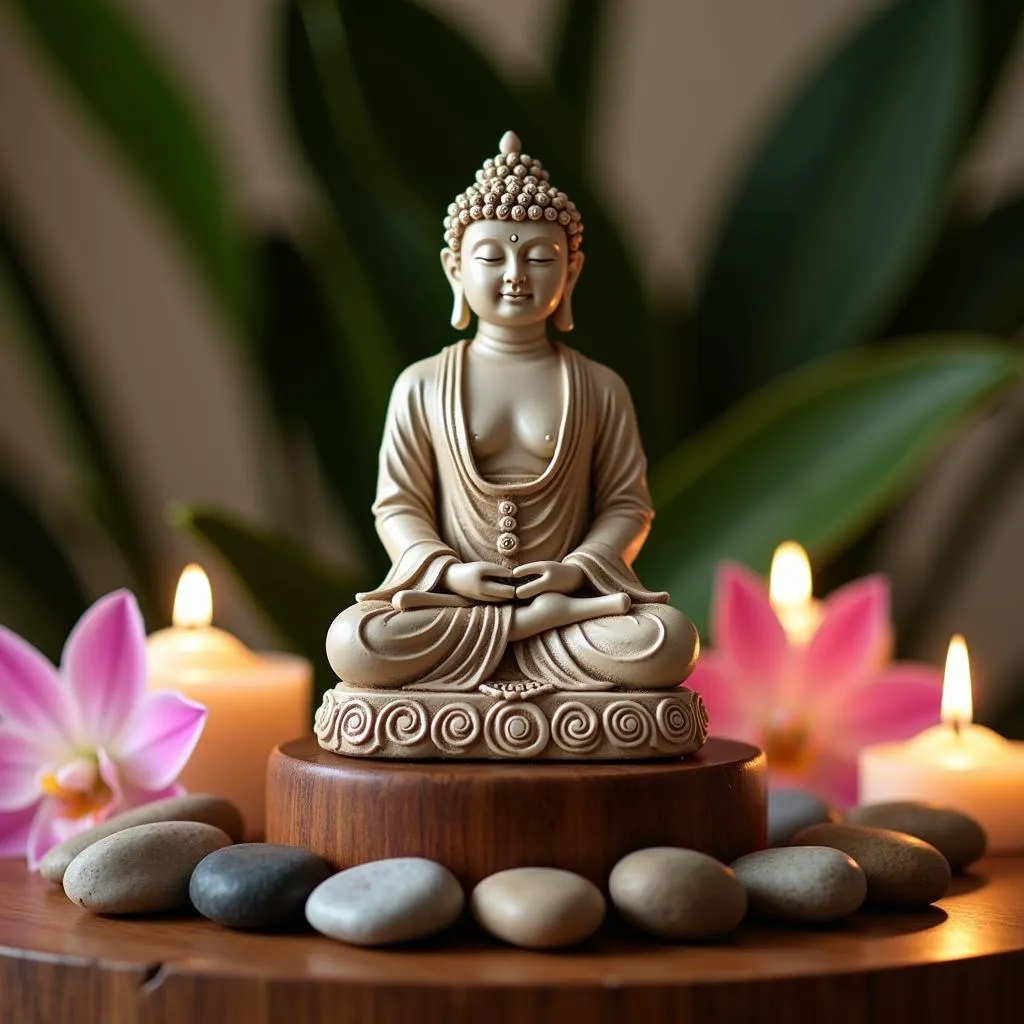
[
  {"xmin": 689, "ymin": 564, "xmax": 942, "ymax": 808},
  {"xmin": 0, "ymin": 590, "xmax": 206, "ymax": 868}
]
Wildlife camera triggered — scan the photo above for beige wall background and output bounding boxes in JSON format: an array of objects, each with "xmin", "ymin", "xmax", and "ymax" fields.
[{"xmin": 0, "ymin": 1, "xmax": 1022, "ymax": 705}]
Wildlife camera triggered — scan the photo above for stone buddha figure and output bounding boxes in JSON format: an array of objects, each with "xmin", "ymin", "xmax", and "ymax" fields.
[{"xmin": 316, "ymin": 131, "xmax": 708, "ymax": 761}]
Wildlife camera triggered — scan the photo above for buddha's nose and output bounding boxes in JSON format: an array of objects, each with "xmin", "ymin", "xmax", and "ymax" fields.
[{"xmin": 503, "ymin": 264, "xmax": 526, "ymax": 285}]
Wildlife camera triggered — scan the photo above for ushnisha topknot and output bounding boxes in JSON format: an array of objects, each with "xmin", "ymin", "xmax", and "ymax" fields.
[{"xmin": 442, "ymin": 130, "xmax": 583, "ymax": 260}]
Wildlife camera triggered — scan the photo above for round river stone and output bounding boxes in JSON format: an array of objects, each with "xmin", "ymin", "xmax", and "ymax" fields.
[
  {"xmin": 609, "ymin": 847, "xmax": 747, "ymax": 940},
  {"xmin": 767, "ymin": 788, "xmax": 839, "ymax": 846},
  {"xmin": 306, "ymin": 857, "xmax": 463, "ymax": 946},
  {"xmin": 791, "ymin": 823, "xmax": 951, "ymax": 908},
  {"xmin": 190, "ymin": 844, "xmax": 333, "ymax": 930},
  {"xmin": 846, "ymin": 802, "xmax": 986, "ymax": 872},
  {"xmin": 731, "ymin": 846, "xmax": 867, "ymax": 922},
  {"xmin": 63, "ymin": 821, "xmax": 232, "ymax": 914},
  {"xmin": 471, "ymin": 867, "xmax": 605, "ymax": 949},
  {"xmin": 41, "ymin": 794, "xmax": 244, "ymax": 884}
]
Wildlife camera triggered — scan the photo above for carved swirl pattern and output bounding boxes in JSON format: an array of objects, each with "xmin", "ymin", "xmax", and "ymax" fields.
[
  {"xmin": 550, "ymin": 701, "xmax": 601, "ymax": 754},
  {"xmin": 656, "ymin": 696, "xmax": 700, "ymax": 748},
  {"xmin": 484, "ymin": 701, "xmax": 550, "ymax": 758},
  {"xmin": 316, "ymin": 689, "xmax": 707, "ymax": 758},
  {"xmin": 603, "ymin": 700, "xmax": 655, "ymax": 749},
  {"xmin": 375, "ymin": 699, "xmax": 429, "ymax": 748},
  {"xmin": 430, "ymin": 701, "xmax": 482, "ymax": 754}
]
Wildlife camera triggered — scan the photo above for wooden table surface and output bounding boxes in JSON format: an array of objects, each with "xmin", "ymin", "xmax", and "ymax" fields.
[{"xmin": 2, "ymin": 855, "xmax": 1023, "ymax": 1023}]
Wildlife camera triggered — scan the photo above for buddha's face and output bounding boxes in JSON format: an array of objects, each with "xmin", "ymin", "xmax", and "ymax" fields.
[{"xmin": 443, "ymin": 220, "xmax": 582, "ymax": 328}]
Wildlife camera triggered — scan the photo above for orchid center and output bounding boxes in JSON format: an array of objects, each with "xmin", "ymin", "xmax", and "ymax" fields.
[
  {"xmin": 40, "ymin": 753, "xmax": 112, "ymax": 820},
  {"xmin": 762, "ymin": 711, "xmax": 813, "ymax": 773}
]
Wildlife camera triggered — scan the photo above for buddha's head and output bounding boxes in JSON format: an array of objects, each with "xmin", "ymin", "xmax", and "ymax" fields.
[{"xmin": 441, "ymin": 131, "xmax": 584, "ymax": 332}]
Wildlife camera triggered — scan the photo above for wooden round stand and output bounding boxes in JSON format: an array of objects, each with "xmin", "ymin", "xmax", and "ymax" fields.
[
  {"xmin": 2, "ymin": 858, "xmax": 1023, "ymax": 1022},
  {"xmin": 265, "ymin": 736, "xmax": 766, "ymax": 886}
]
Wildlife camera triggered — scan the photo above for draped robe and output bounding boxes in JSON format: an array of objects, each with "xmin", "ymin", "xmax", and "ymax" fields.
[{"xmin": 326, "ymin": 340, "xmax": 697, "ymax": 691}]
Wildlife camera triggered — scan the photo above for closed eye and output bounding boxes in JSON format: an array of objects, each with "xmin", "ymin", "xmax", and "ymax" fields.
[
  {"xmin": 527, "ymin": 257, "xmax": 555, "ymax": 265},
  {"xmin": 475, "ymin": 256, "xmax": 502, "ymax": 264}
]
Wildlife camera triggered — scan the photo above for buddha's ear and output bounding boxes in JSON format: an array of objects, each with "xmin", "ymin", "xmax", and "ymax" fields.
[
  {"xmin": 553, "ymin": 251, "xmax": 584, "ymax": 332},
  {"xmin": 441, "ymin": 248, "xmax": 471, "ymax": 330}
]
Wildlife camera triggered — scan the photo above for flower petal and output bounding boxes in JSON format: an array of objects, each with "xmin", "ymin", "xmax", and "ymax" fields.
[
  {"xmin": 0, "ymin": 728, "xmax": 45, "ymax": 811},
  {"xmin": 802, "ymin": 749, "xmax": 859, "ymax": 810},
  {"xmin": 711, "ymin": 563, "xmax": 788, "ymax": 685},
  {"xmin": 0, "ymin": 801, "xmax": 39, "ymax": 858},
  {"xmin": 95, "ymin": 747, "xmax": 125, "ymax": 823},
  {"xmin": 0, "ymin": 625, "xmax": 72, "ymax": 747},
  {"xmin": 687, "ymin": 654, "xmax": 765, "ymax": 741},
  {"xmin": 62, "ymin": 590, "xmax": 147, "ymax": 745},
  {"xmin": 116, "ymin": 691, "xmax": 208, "ymax": 790},
  {"xmin": 804, "ymin": 576, "xmax": 890, "ymax": 696},
  {"xmin": 26, "ymin": 799, "xmax": 62, "ymax": 870},
  {"xmin": 827, "ymin": 662, "xmax": 943, "ymax": 753}
]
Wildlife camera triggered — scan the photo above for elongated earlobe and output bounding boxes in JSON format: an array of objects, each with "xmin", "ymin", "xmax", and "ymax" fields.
[
  {"xmin": 553, "ymin": 293, "xmax": 574, "ymax": 332},
  {"xmin": 450, "ymin": 285, "xmax": 471, "ymax": 330}
]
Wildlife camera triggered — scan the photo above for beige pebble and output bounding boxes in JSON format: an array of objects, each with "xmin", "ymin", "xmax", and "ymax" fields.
[
  {"xmin": 609, "ymin": 848, "xmax": 747, "ymax": 940},
  {"xmin": 731, "ymin": 846, "xmax": 867, "ymax": 922},
  {"xmin": 471, "ymin": 867, "xmax": 605, "ymax": 948},
  {"xmin": 63, "ymin": 821, "xmax": 232, "ymax": 914},
  {"xmin": 846, "ymin": 802, "xmax": 986, "ymax": 872},
  {"xmin": 41, "ymin": 794, "xmax": 244, "ymax": 883},
  {"xmin": 791, "ymin": 823, "xmax": 950, "ymax": 908}
]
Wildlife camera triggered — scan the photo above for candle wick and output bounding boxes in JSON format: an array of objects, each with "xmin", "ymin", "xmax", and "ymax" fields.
[{"xmin": 952, "ymin": 718, "xmax": 962, "ymax": 739}]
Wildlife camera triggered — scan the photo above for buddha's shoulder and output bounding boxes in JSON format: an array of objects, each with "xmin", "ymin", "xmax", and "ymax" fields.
[
  {"xmin": 390, "ymin": 350, "xmax": 449, "ymax": 396},
  {"xmin": 566, "ymin": 348, "xmax": 632, "ymax": 403}
]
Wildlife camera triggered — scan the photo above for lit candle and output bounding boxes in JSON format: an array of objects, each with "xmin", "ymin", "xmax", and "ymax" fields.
[
  {"xmin": 147, "ymin": 565, "xmax": 312, "ymax": 838},
  {"xmin": 769, "ymin": 541, "xmax": 822, "ymax": 645},
  {"xmin": 858, "ymin": 635, "xmax": 1024, "ymax": 852}
]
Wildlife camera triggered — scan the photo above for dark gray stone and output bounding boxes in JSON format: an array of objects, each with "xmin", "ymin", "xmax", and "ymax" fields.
[
  {"xmin": 190, "ymin": 844, "xmax": 333, "ymax": 930},
  {"xmin": 768, "ymin": 788, "xmax": 838, "ymax": 846}
]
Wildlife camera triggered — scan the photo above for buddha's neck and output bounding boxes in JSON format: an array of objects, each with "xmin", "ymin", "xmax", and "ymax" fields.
[{"xmin": 472, "ymin": 324, "xmax": 552, "ymax": 358}]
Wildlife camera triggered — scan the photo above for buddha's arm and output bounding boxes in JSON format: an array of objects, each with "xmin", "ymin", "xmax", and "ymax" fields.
[
  {"xmin": 569, "ymin": 366, "xmax": 653, "ymax": 566},
  {"xmin": 562, "ymin": 365, "xmax": 667, "ymax": 603},
  {"xmin": 371, "ymin": 365, "xmax": 457, "ymax": 586}
]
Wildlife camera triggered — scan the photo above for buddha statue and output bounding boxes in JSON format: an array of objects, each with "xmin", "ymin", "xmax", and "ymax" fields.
[{"xmin": 316, "ymin": 132, "xmax": 708, "ymax": 760}]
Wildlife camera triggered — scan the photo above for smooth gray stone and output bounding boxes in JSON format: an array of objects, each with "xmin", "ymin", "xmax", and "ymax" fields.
[
  {"xmin": 609, "ymin": 847, "xmax": 747, "ymax": 940},
  {"xmin": 471, "ymin": 867, "xmax": 605, "ymax": 949},
  {"xmin": 768, "ymin": 788, "xmax": 838, "ymax": 846},
  {"xmin": 63, "ymin": 821, "xmax": 232, "ymax": 914},
  {"xmin": 190, "ymin": 844, "xmax": 333, "ymax": 930},
  {"xmin": 305, "ymin": 858, "xmax": 464, "ymax": 946},
  {"xmin": 846, "ymin": 802, "xmax": 986, "ymax": 872},
  {"xmin": 791, "ymin": 823, "xmax": 951, "ymax": 908},
  {"xmin": 731, "ymin": 846, "xmax": 867, "ymax": 922},
  {"xmin": 41, "ymin": 794, "xmax": 244, "ymax": 884}
]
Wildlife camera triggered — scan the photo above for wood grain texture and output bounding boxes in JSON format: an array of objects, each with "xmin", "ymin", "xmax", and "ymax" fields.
[
  {"xmin": 2, "ymin": 857, "xmax": 1024, "ymax": 1022},
  {"xmin": 266, "ymin": 736, "xmax": 767, "ymax": 886}
]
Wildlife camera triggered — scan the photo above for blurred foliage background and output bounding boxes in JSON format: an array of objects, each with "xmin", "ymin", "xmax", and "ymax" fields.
[{"xmin": 1, "ymin": 0, "xmax": 1022, "ymax": 720}]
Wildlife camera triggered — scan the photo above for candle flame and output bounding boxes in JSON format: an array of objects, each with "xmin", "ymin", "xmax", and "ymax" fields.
[
  {"xmin": 769, "ymin": 541, "xmax": 813, "ymax": 611},
  {"xmin": 172, "ymin": 564, "xmax": 213, "ymax": 628},
  {"xmin": 941, "ymin": 634, "xmax": 973, "ymax": 729}
]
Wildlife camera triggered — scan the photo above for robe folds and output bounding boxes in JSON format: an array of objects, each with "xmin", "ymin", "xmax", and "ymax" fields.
[{"xmin": 327, "ymin": 340, "xmax": 697, "ymax": 691}]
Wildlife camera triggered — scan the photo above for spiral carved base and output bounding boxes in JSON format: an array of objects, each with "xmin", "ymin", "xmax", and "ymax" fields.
[
  {"xmin": 266, "ymin": 736, "xmax": 766, "ymax": 887},
  {"xmin": 314, "ymin": 685, "xmax": 708, "ymax": 760}
]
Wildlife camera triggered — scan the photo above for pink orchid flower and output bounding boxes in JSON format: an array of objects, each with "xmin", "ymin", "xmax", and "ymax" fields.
[
  {"xmin": 688, "ymin": 564, "xmax": 942, "ymax": 808},
  {"xmin": 0, "ymin": 590, "xmax": 207, "ymax": 868}
]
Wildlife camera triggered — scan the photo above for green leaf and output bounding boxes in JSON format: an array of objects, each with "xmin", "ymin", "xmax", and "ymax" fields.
[
  {"xmin": 285, "ymin": 0, "xmax": 448, "ymax": 368},
  {"xmin": 9, "ymin": 0, "xmax": 250, "ymax": 327},
  {"xmin": 888, "ymin": 196, "xmax": 1024, "ymax": 337},
  {"xmin": 691, "ymin": 0, "xmax": 974, "ymax": 424},
  {"xmin": 0, "ymin": 465, "xmax": 89, "ymax": 660},
  {"xmin": 973, "ymin": 0, "xmax": 1024, "ymax": 132},
  {"xmin": 330, "ymin": 0, "xmax": 673, "ymax": 451},
  {"xmin": 255, "ymin": 232, "xmax": 386, "ymax": 576},
  {"xmin": 550, "ymin": 0, "xmax": 614, "ymax": 155},
  {"xmin": 0, "ymin": 208, "xmax": 160, "ymax": 620},
  {"xmin": 640, "ymin": 341, "xmax": 1019, "ymax": 635},
  {"xmin": 172, "ymin": 504, "xmax": 365, "ymax": 701}
]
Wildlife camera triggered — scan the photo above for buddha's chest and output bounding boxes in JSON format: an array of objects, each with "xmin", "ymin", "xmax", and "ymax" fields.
[{"xmin": 463, "ymin": 353, "xmax": 563, "ymax": 467}]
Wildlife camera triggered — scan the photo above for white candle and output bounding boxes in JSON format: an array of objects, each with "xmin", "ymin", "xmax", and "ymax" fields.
[
  {"xmin": 147, "ymin": 565, "xmax": 311, "ymax": 838},
  {"xmin": 769, "ymin": 541, "xmax": 822, "ymax": 645},
  {"xmin": 858, "ymin": 635, "xmax": 1024, "ymax": 852}
]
